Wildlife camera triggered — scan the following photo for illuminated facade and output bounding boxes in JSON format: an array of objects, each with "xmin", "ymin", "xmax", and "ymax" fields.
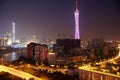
[
  {"xmin": 47, "ymin": 52, "xmax": 56, "ymax": 64},
  {"xmin": 74, "ymin": 0, "xmax": 80, "ymax": 39},
  {"xmin": 0, "ymin": 38, "xmax": 7, "ymax": 46},
  {"xmin": 5, "ymin": 32, "xmax": 12, "ymax": 45}
]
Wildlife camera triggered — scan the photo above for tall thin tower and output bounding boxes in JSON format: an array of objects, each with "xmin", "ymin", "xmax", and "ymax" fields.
[
  {"xmin": 12, "ymin": 22, "xmax": 15, "ymax": 43},
  {"xmin": 74, "ymin": 0, "xmax": 80, "ymax": 39}
]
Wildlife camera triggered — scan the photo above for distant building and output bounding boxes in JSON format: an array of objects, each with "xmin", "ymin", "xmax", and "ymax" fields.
[
  {"xmin": 4, "ymin": 32, "xmax": 12, "ymax": 46},
  {"xmin": 47, "ymin": 43, "xmax": 57, "ymax": 64},
  {"xmin": 103, "ymin": 43, "xmax": 109, "ymax": 56},
  {"xmin": 89, "ymin": 38, "xmax": 104, "ymax": 49},
  {"xmin": 81, "ymin": 40, "xmax": 88, "ymax": 48},
  {"xmin": 67, "ymin": 56, "xmax": 85, "ymax": 63},
  {"xmin": 88, "ymin": 38, "xmax": 118, "ymax": 59},
  {"xmin": 48, "ymin": 43, "xmax": 57, "ymax": 52},
  {"xmin": 47, "ymin": 52, "xmax": 56, "ymax": 64},
  {"xmin": 12, "ymin": 22, "xmax": 16, "ymax": 43},
  {"xmin": 56, "ymin": 39, "xmax": 80, "ymax": 57},
  {"xmin": 0, "ymin": 38, "xmax": 7, "ymax": 46},
  {"xmin": 88, "ymin": 38, "xmax": 104, "ymax": 58},
  {"xmin": 90, "ymin": 48, "xmax": 95, "ymax": 59}
]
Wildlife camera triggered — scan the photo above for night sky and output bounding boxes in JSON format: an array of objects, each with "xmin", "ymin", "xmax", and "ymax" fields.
[{"xmin": 0, "ymin": 0, "xmax": 120, "ymax": 41}]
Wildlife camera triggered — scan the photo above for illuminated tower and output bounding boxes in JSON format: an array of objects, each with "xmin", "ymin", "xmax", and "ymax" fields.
[
  {"xmin": 74, "ymin": 0, "xmax": 80, "ymax": 39},
  {"xmin": 12, "ymin": 22, "xmax": 15, "ymax": 43}
]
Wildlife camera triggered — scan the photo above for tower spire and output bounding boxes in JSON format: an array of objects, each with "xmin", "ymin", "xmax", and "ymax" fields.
[{"xmin": 76, "ymin": 0, "xmax": 78, "ymax": 11}]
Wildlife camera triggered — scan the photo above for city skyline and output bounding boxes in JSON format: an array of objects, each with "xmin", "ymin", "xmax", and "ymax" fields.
[{"xmin": 0, "ymin": 0, "xmax": 120, "ymax": 40}]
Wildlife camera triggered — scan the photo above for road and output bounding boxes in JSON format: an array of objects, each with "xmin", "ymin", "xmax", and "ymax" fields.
[
  {"xmin": 0, "ymin": 65, "xmax": 42, "ymax": 80},
  {"xmin": 78, "ymin": 46, "xmax": 120, "ymax": 80},
  {"xmin": 79, "ymin": 67, "xmax": 120, "ymax": 80},
  {"xmin": 79, "ymin": 66, "xmax": 120, "ymax": 78},
  {"xmin": 98, "ymin": 46, "xmax": 120, "ymax": 65},
  {"xmin": 31, "ymin": 65, "xmax": 67, "ymax": 74}
]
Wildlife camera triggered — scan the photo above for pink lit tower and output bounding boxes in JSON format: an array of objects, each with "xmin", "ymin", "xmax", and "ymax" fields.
[{"xmin": 74, "ymin": 0, "xmax": 80, "ymax": 39}]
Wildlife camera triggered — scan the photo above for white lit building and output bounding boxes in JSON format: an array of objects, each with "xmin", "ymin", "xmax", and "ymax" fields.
[{"xmin": 4, "ymin": 32, "xmax": 12, "ymax": 46}]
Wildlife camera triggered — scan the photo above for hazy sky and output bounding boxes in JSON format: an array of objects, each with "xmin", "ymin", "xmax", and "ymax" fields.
[{"xmin": 0, "ymin": 0, "xmax": 120, "ymax": 41}]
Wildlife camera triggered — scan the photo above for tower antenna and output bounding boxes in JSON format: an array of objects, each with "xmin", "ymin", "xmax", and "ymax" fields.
[{"xmin": 76, "ymin": 0, "xmax": 78, "ymax": 11}]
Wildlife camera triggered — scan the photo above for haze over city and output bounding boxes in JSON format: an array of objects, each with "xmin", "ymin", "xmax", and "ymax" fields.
[{"xmin": 0, "ymin": 0, "xmax": 120, "ymax": 40}]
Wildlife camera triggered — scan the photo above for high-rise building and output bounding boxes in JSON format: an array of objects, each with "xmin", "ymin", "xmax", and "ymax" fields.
[
  {"xmin": 12, "ymin": 22, "xmax": 15, "ymax": 43},
  {"xmin": 74, "ymin": 0, "xmax": 80, "ymax": 39}
]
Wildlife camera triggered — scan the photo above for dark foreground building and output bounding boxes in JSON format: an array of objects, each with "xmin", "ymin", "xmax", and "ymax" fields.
[{"xmin": 56, "ymin": 39, "xmax": 80, "ymax": 57}]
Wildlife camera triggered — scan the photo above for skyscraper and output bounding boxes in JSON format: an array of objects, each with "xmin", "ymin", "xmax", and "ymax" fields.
[
  {"xmin": 74, "ymin": 0, "xmax": 80, "ymax": 39},
  {"xmin": 12, "ymin": 22, "xmax": 15, "ymax": 43}
]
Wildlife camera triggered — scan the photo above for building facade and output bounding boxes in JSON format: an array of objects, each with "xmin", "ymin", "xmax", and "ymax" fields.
[{"xmin": 26, "ymin": 42, "xmax": 48, "ymax": 64}]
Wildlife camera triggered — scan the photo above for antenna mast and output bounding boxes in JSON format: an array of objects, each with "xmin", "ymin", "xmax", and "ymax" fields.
[{"xmin": 76, "ymin": 0, "xmax": 78, "ymax": 11}]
